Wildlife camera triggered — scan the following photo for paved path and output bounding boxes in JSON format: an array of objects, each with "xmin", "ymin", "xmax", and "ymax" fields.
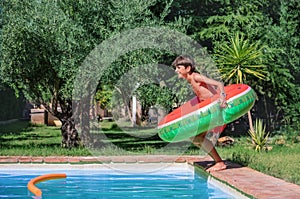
[
  {"xmin": 1, "ymin": 155, "xmax": 299, "ymax": 198},
  {"xmin": 196, "ymin": 160, "xmax": 300, "ymax": 199}
]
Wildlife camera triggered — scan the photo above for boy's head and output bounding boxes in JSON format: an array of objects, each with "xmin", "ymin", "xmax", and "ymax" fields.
[{"xmin": 172, "ymin": 55, "xmax": 196, "ymax": 73}]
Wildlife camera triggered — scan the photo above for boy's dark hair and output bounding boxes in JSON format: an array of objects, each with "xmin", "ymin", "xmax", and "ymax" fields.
[{"xmin": 172, "ymin": 55, "xmax": 196, "ymax": 72}]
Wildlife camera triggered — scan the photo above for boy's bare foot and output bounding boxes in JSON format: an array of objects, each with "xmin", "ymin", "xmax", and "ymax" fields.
[{"xmin": 206, "ymin": 162, "xmax": 227, "ymax": 172}]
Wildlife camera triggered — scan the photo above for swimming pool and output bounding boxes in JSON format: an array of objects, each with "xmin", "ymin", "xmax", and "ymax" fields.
[{"xmin": 0, "ymin": 163, "xmax": 249, "ymax": 198}]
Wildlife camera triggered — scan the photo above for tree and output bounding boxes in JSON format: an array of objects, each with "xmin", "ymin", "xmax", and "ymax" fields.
[
  {"xmin": 196, "ymin": 0, "xmax": 300, "ymax": 130},
  {"xmin": 262, "ymin": 0, "xmax": 300, "ymax": 127},
  {"xmin": 195, "ymin": 0, "xmax": 270, "ymax": 134},
  {"xmin": 0, "ymin": 0, "xmax": 189, "ymax": 147},
  {"xmin": 95, "ymin": 85, "xmax": 113, "ymax": 110},
  {"xmin": 87, "ymin": 0, "xmax": 193, "ymax": 127},
  {"xmin": 214, "ymin": 32, "xmax": 268, "ymax": 133},
  {"xmin": 0, "ymin": 0, "xmax": 88, "ymax": 148},
  {"xmin": 198, "ymin": 0, "xmax": 270, "ymax": 44}
]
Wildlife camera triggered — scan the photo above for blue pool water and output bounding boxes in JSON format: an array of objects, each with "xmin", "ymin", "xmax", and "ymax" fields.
[{"xmin": 0, "ymin": 164, "xmax": 247, "ymax": 199}]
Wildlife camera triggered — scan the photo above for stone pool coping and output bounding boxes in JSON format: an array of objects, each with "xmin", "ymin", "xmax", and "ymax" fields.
[{"xmin": 1, "ymin": 155, "xmax": 300, "ymax": 199}]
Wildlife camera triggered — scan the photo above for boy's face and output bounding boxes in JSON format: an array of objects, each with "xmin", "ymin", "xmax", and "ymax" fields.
[{"xmin": 175, "ymin": 65, "xmax": 190, "ymax": 79}]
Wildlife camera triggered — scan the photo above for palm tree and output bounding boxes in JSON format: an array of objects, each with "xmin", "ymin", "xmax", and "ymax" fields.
[{"xmin": 214, "ymin": 32, "xmax": 268, "ymax": 132}]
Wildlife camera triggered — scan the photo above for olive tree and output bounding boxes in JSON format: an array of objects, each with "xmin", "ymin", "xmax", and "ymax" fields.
[
  {"xmin": 0, "ymin": 0, "xmax": 89, "ymax": 147},
  {"xmin": 0, "ymin": 0, "xmax": 188, "ymax": 147}
]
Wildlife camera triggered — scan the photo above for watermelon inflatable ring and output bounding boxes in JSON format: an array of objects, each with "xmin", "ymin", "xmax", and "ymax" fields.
[{"xmin": 158, "ymin": 84, "xmax": 256, "ymax": 142}]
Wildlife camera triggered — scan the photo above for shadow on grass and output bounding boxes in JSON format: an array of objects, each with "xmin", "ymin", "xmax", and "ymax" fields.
[
  {"xmin": 1, "ymin": 120, "xmax": 197, "ymax": 154},
  {"xmin": 0, "ymin": 120, "xmax": 62, "ymax": 150},
  {"xmin": 90, "ymin": 129, "xmax": 168, "ymax": 151},
  {"xmin": 0, "ymin": 120, "xmax": 30, "ymax": 136},
  {"xmin": 90, "ymin": 124, "xmax": 196, "ymax": 153},
  {"xmin": 0, "ymin": 142, "xmax": 61, "ymax": 148}
]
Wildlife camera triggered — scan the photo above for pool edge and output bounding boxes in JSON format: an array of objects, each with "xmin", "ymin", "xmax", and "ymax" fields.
[{"xmin": 193, "ymin": 164, "xmax": 255, "ymax": 199}]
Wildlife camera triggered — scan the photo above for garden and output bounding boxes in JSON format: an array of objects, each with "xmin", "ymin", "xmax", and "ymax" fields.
[{"xmin": 0, "ymin": 0, "xmax": 299, "ymax": 192}]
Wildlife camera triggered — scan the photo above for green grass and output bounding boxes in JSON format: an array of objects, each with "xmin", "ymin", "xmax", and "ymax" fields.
[
  {"xmin": 89, "ymin": 120, "xmax": 196, "ymax": 155},
  {"xmin": 0, "ymin": 120, "xmax": 300, "ymax": 185},
  {"xmin": 0, "ymin": 121, "xmax": 91, "ymax": 156},
  {"xmin": 217, "ymin": 137, "xmax": 300, "ymax": 185}
]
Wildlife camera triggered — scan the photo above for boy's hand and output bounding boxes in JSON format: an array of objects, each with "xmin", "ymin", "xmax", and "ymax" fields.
[
  {"xmin": 219, "ymin": 94, "xmax": 227, "ymax": 108},
  {"xmin": 220, "ymin": 100, "xmax": 227, "ymax": 108}
]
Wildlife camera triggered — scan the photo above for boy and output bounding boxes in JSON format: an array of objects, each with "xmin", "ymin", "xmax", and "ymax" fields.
[{"xmin": 172, "ymin": 55, "xmax": 227, "ymax": 172}]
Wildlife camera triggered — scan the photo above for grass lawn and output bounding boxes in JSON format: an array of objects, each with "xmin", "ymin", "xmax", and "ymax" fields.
[
  {"xmin": 0, "ymin": 120, "xmax": 299, "ymax": 185},
  {"xmin": 0, "ymin": 121, "xmax": 90, "ymax": 156},
  {"xmin": 218, "ymin": 139, "xmax": 300, "ymax": 185}
]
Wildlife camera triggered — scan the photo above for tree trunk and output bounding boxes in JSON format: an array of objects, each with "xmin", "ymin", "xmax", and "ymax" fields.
[
  {"xmin": 248, "ymin": 111, "xmax": 254, "ymax": 133},
  {"xmin": 43, "ymin": 99, "xmax": 81, "ymax": 148},
  {"xmin": 248, "ymin": 110, "xmax": 255, "ymax": 145},
  {"xmin": 59, "ymin": 99, "xmax": 81, "ymax": 148},
  {"xmin": 72, "ymin": 94, "xmax": 92, "ymax": 147},
  {"xmin": 80, "ymin": 95, "xmax": 91, "ymax": 146},
  {"xmin": 61, "ymin": 117, "xmax": 80, "ymax": 148}
]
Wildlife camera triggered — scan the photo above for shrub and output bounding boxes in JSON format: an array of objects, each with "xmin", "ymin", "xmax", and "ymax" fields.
[{"xmin": 248, "ymin": 119, "xmax": 270, "ymax": 152}]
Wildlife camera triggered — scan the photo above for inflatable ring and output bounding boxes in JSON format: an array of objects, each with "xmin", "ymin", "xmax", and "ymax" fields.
[{"xmin": 158, "ymin": 84, "xmax": 256, "ymax": 142}]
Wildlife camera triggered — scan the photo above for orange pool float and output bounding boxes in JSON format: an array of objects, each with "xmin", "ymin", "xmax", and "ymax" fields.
[{"xmin": 27, "ymin": 173, "xmax": 67, "ymax": 197}]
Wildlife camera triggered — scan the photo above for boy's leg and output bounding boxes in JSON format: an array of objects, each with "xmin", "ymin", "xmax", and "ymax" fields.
[{"xmin": 192, "ymin": 133, "xmax": 226, "ymax": 172}]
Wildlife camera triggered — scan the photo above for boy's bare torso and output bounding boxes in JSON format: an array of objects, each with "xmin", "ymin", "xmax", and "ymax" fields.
[{"xmin": 189, "ymin": 73, "xmax": 215, "ymax": 101}]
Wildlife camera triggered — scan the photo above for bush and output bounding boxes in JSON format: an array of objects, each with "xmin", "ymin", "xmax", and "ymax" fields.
[{"xmin": 248, "ymin": 119, "xmax": 270, "ymax": 152}]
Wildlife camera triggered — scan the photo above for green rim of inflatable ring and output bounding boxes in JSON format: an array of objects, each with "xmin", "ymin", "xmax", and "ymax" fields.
[{"xmin": 158, "ymin": 88, "xmax": 256, "ymax": 142}]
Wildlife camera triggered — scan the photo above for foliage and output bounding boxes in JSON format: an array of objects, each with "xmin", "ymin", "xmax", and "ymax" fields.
[
  {"xmin": 136, "ymin": 84, "xmax": 175, "ymax": 113},
  {"xmin": 194, "ymin": 0, "xmax": 299, "ymax": 129},
  {"xmin": 212, "ymin": 31, "xmax": 268, "ymax": 134},
  {"xmin": 0, "ymin": 0, "xmax": 187, "ymax": 147},
  {"xmin": 271, "ymin": 124, "xmax": 300, "ymax": 145},
  {"xmin": 95, "ymin": 85, "xmax": 113, "ymax": 109},
  {"xmin": 81, "ymin": 0, "xmax": 191, "ymax": 124},
  {"xmin": 214, "ymin": 32, "xmax": 268, "ymax": 85},
  {"xmin": 198, "ymin": 0, "xmax": 270, "ymax": 45},
  {"xmin": 0, "ymin": 0, "xmax": 88, "ymax": 119},
  {"xmin": 261, "ymin": 0, "xmax": 300, "ymax": 125},
  {"xmin": 1, "ymin": 0, "xmax": 299, "ymax": 146},
  {"xmin": 248, "ymin": 119, "xmax": 270, "ymax": 152}
]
